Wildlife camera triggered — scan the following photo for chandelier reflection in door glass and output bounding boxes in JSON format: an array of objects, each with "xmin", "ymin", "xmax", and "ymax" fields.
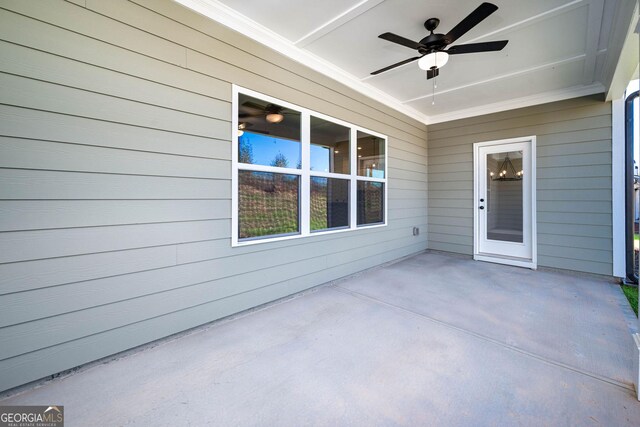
[
  {"xmin": 490, "ymin": 150, "xmax": 523, "ymax": 181},
  {"xmin": 486, "ymin": 151, "xmax": 523, "ymax": 243}
]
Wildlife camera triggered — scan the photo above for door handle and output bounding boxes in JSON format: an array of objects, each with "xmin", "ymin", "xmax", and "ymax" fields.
[{"xmin": 479, "ymin": 206, "xmax": 485, "ymax": 210}]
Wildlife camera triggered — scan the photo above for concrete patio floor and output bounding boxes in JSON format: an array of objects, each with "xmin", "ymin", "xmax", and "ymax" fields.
[{"xmin": 2, "ymin": 251, "xmax": 639, "ymax": 426}]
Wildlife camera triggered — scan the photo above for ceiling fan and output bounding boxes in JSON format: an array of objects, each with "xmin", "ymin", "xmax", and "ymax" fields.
[
  {"xmin": 239, "ymin": 101, "xmax": 295, "ymax": 124},
  {"xmin": 371, "ymin": 2, "xmax": 508, "ymax": 79}
]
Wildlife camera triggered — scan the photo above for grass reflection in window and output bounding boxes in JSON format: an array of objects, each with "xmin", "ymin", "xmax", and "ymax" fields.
[
  {"xmin": 239, "ymin": 171, "xmax": 300, "ymax": 239},
  {"xmin": 357, "ymin": 181, "xmax": 384, "ymax": 225},
  {"xmin": 311, "ymin": 177, "xmax": 350, "ymax": 231}
]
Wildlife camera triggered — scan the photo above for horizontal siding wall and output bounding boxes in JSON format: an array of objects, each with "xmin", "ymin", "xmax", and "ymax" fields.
[
  {"xmin": 427, "ymin": 95, "xmax": 612, "ymax": 276},
  {"xmin": 0, "ymin": 0, "xmax": 428, "ymax": 391}
]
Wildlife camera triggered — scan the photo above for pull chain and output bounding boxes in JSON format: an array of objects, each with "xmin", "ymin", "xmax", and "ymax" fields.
[
  {"xmin": 432, "ymin": 75, "xmax": 436, "ymax": 105},
  {"xmin": 427, "ymin": 69, "xmax": 438, "ymax": 105}
]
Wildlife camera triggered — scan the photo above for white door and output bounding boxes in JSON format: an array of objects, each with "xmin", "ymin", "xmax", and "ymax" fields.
[{"xmin": 474, "ymin": 137, "xmax": 536, "ymax": 268}]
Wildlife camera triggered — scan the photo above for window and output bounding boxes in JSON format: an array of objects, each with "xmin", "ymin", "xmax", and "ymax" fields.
[
  {"xmin": 311, "ymin": 177, "xmax": 349, "ymax": 231},
  {"xmin": 310, "ymin": 116, "xmax": 350, "ymax": 174},
  {"xmin": 238, "ymin": 93, "xmax": 301, "ymax": 169},
  {"xmin": 233, "ymin": 86, "xmax": 387, "ymax": 245},
  {"xmin": 357, "ymin": 131, "xmax": 385, "ymax": 178},
  {"xmin": 357, "ymin": 181, "xmax": 384, "ymax": 225},
  {"xmin": 356, "ymin": 131, "xmax": 386, "ymax": 226},
  {"xmin": 238, "ymin": 171, "xmax": 299, "ymax": 238}
]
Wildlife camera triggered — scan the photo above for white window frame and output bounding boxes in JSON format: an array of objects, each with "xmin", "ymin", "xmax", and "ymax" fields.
[{"xmin": 232, "ymin": 85, "xmax": 388, "ymax": 247}]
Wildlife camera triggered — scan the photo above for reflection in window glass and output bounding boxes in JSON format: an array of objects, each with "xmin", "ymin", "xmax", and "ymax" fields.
[
  {"xmin": 239, "ymin": 132, "xmax": 301, "ymax": 168},
  {"xmin": 357, "ymin": 131, "xmax": 385, "ymax": 178},
  {"xmin": 311, "ymin": 177, "xmax": 349, "ymax": 231},
  {"xmin": 239, "ymin": 171, "xmax": 299, "ymax": 239},
  {"xmin": 238, "ymin": 93, "xmax": 301, "ymax": 169},
  {"xmin": 357, "ymin": 181, "xmax": 384, "ymax": 225},
  {"xmin": 310, "ymin": 116, "xmax": 350, "ymax": 174},
  {"xmin": 486, "ymin": 151, "xmax": 523, "ymax": 243}
]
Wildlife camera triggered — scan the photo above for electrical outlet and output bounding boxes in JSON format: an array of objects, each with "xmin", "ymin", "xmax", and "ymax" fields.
[{"xmin": 413, "ymin": 227, "xmax": 420, "ymax": 236}]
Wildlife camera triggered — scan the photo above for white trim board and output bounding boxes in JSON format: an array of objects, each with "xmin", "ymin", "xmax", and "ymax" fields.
[
  {"xmin": 604, "ymin": 1, "xmax": 640, "ymax": 101},
  {"xmin": 172, "ymin": 0, "xmax": 612, "ymax": 126},
  {"xmin": 611, "ymin": 96, "xmax": 625, "ymax": 278},
  {"xmin": 403, "ymin": 55, "xmax": 589, "ymax": 104},
  {"xmin": 294, "ymin": 0, "xmax": 386, "ymax": 47},
  {"xmin": 173, "ymin": 0, "xmax": 429, "ymax": 125},
  {"xmin": 426, "ymin": 83, "xmax": 605, "ymax": 125}
]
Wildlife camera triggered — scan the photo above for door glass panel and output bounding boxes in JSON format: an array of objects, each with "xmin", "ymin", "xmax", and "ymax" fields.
[{"xmin": 486, "ymin": 151, "xmax": 523, "ymax": 243}]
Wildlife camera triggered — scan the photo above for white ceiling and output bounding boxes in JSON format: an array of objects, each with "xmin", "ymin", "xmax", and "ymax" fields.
[{"xmin": 176, "ymin": 0, "xmax": 638, "ymax": 124}]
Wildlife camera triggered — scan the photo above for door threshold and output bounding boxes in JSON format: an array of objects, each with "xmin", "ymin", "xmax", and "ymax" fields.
[{"xmin": 474, "ymin": 253, "xmax": 537, "ymax": 270}]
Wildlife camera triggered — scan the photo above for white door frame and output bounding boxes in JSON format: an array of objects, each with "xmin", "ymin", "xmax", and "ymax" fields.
[{"xmin": 473, "ymin": 136, "xmax": 537, "ymax": 269}]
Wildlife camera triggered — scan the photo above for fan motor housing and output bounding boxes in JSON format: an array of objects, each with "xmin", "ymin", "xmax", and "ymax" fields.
[{"xmin": 419, "ymin": 33, "xmax": 446, "ymax": 50}]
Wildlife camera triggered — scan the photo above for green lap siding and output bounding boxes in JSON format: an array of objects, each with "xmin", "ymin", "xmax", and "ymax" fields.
[
  {"xmin": 427, "ymin": 96, "xmax": 612, "ymax": 275},
  {"xmin": 0, "ymin": 0, "xmax": 428, "ymax": 391}
]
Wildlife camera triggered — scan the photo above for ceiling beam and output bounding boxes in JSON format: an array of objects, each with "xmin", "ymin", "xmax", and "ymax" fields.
[
  {"xmin": 402, "ymin": 55, "xmax": 588, "ymax": 104},
  {"xmin": 581, "ymin": 0, "xmax": 604, "ymax": 85},
  {"xmin": 294, "ymin": 0, "xmax": 386, "ymax": 48},
  {"xmin": 604, "ymin": 1, "xmax": 640, "ymax": 100},
  {"xmin": 426, "ymin": 82, "xmax": 605, "ymax": 124},
  {"xmin": 463, "ymin": 0, "xmax": 585, "ymax": 44}
]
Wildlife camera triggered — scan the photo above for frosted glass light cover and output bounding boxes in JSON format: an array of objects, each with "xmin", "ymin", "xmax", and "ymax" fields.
[{"xmin": 418, "ymin": 51, "xmax": 449, "ymax": 70}]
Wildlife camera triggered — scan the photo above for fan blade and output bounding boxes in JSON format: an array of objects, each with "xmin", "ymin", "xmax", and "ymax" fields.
[
  {"xmin": 379, "ymin": 32, "xmax": 423, "ymax": 50},
  {"xmin": 371, "ymin": 56, "xmax": 422, "ymax": 75},
  {"xmin": 444, "ymin": 2, "xmax": 498, "ymax": 45},
  {"xmin": 447, "ymin": 40, "xmax": 508, "ymax": 54},
  {"xmin": 426, "ymin": 68, "xmax": 439, "ymax": 80},
  {"xmin": 239, "ymin": 113, "xmax": 262, "ymax": 118},
  {"xmin": 242, "ymin": 101, "xmax": 266, "ymax": 111}
]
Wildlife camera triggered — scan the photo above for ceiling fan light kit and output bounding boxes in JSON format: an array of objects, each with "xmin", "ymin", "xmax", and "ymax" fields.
[
  {"xmin": 371, "ymin": 2, "xmax": 509, "ymax": 92},
  {"xmin": 265, "ymin": 112, "xmax": 284, "ymax": 123},
  {"xmin": 239, "ymin": 98, "xmax": 292, "ymax": 124},
  {"xmin": 418, "ymin": 51, "xmax": 449, "ymax": 71}
]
